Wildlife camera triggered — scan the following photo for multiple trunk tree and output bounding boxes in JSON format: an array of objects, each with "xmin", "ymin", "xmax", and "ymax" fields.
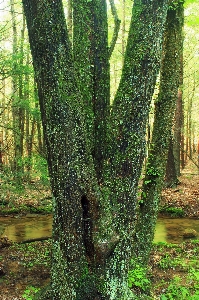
[{"xmin": 22, "ymin": 0, "xmax": 183, "ymax": 299}]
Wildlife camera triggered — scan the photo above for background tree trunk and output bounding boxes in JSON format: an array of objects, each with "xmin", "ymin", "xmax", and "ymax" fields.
[
  {"xmin": 10, "ymin": 0, "xmax": 26, "ymax": 182},
  {"xmin": 165, "ymin": 136, "xmax": 179, "ymax": 188},
  {"xmin": 173, "ymin": 71, "xmax": 184, "ymax": 175}
]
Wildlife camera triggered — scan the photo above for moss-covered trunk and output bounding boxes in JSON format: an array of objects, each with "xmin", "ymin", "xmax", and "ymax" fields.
[
  {"xmin": 22, "ymin": 2, "xmax": 99, "ymax": 298},
  {"xmin": 23, "ymin": 0, "xmax": 168, "ymax": 299},
  {"xmin": 73, "ymin": 0, "xmax": 110, "ymax": 182},
  {"xmin": 133, "ymin": 0, "xmax": 184, "ymax": 267}
]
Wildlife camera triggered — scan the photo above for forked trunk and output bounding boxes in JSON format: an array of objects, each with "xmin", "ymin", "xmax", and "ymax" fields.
[{"xmin": 23, "ymin": 0, "xmax": 168, "ymax": 298}]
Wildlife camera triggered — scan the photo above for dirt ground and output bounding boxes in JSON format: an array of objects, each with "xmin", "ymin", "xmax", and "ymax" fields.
[{"xmin": 0, "ymin": 160, "xmax": 199, "ymax": 299}]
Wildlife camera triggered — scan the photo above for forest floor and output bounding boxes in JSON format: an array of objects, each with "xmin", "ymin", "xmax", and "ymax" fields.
[{"xmin": 0, "ymin": 159, "xmax": 199, "ymax": 299}]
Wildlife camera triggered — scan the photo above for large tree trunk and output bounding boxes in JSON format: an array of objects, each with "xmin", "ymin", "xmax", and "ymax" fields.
[{"xmin": 23, "ymin": 0, "xmax": 168, "ymax": 299}]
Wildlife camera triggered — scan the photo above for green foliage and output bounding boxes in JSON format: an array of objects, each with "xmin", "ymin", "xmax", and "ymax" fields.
[
  {"xmin": 128, "ymin": 263, "xmax": 150, "ymax": 291},
  {"xmin": 152, "ymin": 241, "xmax": 199, "ymax": 299},
  {"xmin": 184, "ymin": 0, "xmax": 198, "ymax": 7},
  {"xmin": 22, "ymin": 286, "xmax": 40, "ymax": 300},
  {"xmin": 1, "ymin": 153, "xmax": 49, "ymax": 188},
  {"xmin": 160, "ymin": 273, "xmax": 199, "ymax": 299},
  {"xmin": 32, "ymin": 155, "xmax": 49, "ymax": 185},
  {"xmin": 158, "ymin": 253, "xmax": 186, "ymax": 269},
  {"xmin": 168, "ymin": 0, "xmax": 184, "ymax": 10},
  {"xmin": 160, "ymin": 206, "xmax": 185, "ymax": 217},
  {"xmin": 146, "ymin": 166, "xmax": 160, "ymax": 177},
  {"xmin": 189, "ymin": 268, "xmax": 199, "ymax": 289},
  {"xmin": 160, "ymin": 277, "xmax": 189, "ymax": 299},
  {"xmin": 29, "ymin": 205, "xmax": 52, "ymax": 214},
  {"xmin": 7, "ymin": 241, "xmax": 51, "ymax": 281}
]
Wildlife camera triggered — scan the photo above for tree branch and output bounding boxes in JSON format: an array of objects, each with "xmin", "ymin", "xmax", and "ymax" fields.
[{"xmin": 108, "ymin": 0, "xmax": 121, "ymax": 58}]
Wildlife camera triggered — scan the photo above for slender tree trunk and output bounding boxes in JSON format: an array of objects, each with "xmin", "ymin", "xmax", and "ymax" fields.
[
  {"xmin": 181, "ymin": 132, "xmax": 185, "ymax": 169},
  {"xmin": 134, "ymin": 0, "xmax": 184, "ymax": 266},
  {"xmin": 24, "ymin": 51, "xmax": 35, "ymax": 179},
  {"xmin": 0, "ymin": 131, "xmax": 3, "ymax": 170},
  {"xmin": 173, "ymin": 10, "xmax": 184, "ymax": 175},
  {"xmin": 173, "ymin": 89, "xmax": 183, "ymax": 176},
  {"xmin": 165, "ymin": 136, "xmax": 178, "ymax": 187},
  {"xmin": 33, "ymin": 80, "xmax": 44, "ymax": 156},
  {"xmin": 10, "ymin": 0, "xmax": 25, "ymax": 182},
  {"xmin": 122, "ymin": 0, "xmax": 126, "ymax": 62},
  {"xmin": 67, "ymin": 0, "xmax": 72, "ymax": 39},
  {"xmin": 18, "ymin": 13, "xmax": 26, "ymax": 173},
  {"xmin": 198, "ymin": 139, "xmax": 199, "ymax": 174},
  {"xmin": 0, "ymin": 79, "xmax": 6, "ymax": 170},
  {"xmin": 1, "ymin": 79, "xmax": 7, "ymax": 167},
  {"xmin": 10, "ymin": 0, "xmax": 20, "ymax": 175}
]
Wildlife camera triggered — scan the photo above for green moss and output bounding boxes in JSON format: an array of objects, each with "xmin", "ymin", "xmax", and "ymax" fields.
[
  {"xmin": 160, "ymin": 206, "xmax": 185, "ymax": 217},
  {"xmin": 29, "ymin": 205, "xmax": 52, "ymax": 214},
  {"xmin": 0, "ymin": 207, "xmax": 21, "ymax": 215}
]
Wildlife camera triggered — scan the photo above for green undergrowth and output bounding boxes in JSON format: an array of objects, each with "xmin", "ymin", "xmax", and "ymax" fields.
[
  {"xmin": 0, "ymin": 204, "xmax": 52, "ymax": 215},
  {"xmin": 159, "ymin": 206, "xmax": 185, "ymax": 217},
  {"xmin": 128, "ymin": 262, "xmax": 151, "ymax": 292},
  {"xmin": 3, "ymin": 240, "xmax": 199, "ymax": 299},
  {"xmin": 10, "ymin": 240, "xmax": 51, "ymax": 269},
  {"xmin": 127, "ymin": 241, "xmax": 199, "ymax": 298},
  {"xmin": 22, "ymin": 286, "xmax": 41, "ymax": 300},
  {"xmin": 0, "ymin": 176, "xmax": 52, "ymax": 215},
  {"xmin": 150, "ymin": 241, "xmax": 199, "ymax": 299},
  {"xmin": 2, "ymin": 232, "xmax": 199, "ymax": 299}
]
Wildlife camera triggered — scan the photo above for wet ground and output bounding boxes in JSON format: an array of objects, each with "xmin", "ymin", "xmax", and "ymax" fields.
[
  {"xmin": 0, "ymin": 240, "xmax": 51, "ymax": 300},
  {"xmin": 1, "ymin": 214, "xmax": 199, "ymax": 244},
  {"xmin": 0, "ymin": 214, "xmax": 52, "ymax": 243},
  {"xmin": 0, "ymin": 161, "xmax": 198, "ymax": 299}
]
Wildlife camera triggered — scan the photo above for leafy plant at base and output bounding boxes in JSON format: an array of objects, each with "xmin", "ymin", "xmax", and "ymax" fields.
[
  {"xmin": 128, "ymin": 263, "xmax": 150, "ymax": 291},
  {"xmin": 160, "ymin": 270, "xmax": 199, "ymax": 300},
  {"xmin": 158, "ymin": 253, "xmax": 186, "ymax": 269},
  {"xmin": 22, "ymin": 286, "xmax": 40, "ymax": 300},
  {"xmin": 189, "ymin": 268, "xmax": 199, "ymax": 289},
  {"xmin": 160, "ymin": 276, "xmax": 189, "ymax": 300}
]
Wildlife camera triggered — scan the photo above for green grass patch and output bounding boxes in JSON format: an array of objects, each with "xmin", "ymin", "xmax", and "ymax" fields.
[{"xmin": 159, "ymin": 206, "xmax": 185, "ymax": 217}]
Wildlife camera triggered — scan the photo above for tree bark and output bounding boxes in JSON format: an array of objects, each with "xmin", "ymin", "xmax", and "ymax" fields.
[
  {"xmin": 165, "ymin": 136, "xmax": 179, "ymax": 188},
  {"xmin": 73, "ymin": 0, "xmax": 110, "ymax": 183},
  {"xmin": 134, "ymin": 0, "xmax": 184, "ymax": 266},
  {"xmin": 22, "ymin": 0, "xmax": 168, "ymax": 299}
]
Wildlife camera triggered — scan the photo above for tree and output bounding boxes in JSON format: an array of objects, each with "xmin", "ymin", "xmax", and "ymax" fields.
[
  {"xmin": 10, "ymin": 0, "xmax": 24, "ymax": 180},
  {"xmin": 165, "ymin": 136, "xmax": 179, "ymax": 187},
  {"xmin": 183, "ymin": 0, "xmax": 199, "ymax": 165},
  {"xmin": 22, "ymin": 0, "xmax": 168, "ymax": 299},
  {"xmin": 165, "ymin": 0, "xmax": 184, "ymax": 186},
  {"xmin": 134, "ymin": 0, "xmax": 184, "ymax": 267}
]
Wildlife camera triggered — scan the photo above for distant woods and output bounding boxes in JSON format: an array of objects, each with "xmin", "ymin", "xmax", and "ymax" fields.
[{"xmin": 0, "ymin": 0, "xmax": 198, "ymax": 183}]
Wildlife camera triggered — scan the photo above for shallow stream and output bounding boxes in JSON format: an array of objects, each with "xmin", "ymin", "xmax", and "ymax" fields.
[{"xmin": 0, "ymin": 215, "xmax": 199, "ymax": 244}]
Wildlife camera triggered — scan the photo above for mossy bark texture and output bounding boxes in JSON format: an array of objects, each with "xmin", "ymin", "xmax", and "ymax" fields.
[
  {"xmin": 134, "ymin": 0, "xmax": 184, "ymax": 266},
  {"xmin": 73, "ymin": 0, "xmax": 110, "ymax": 183},
  {"xmin": 23, "ymin": 0, "xmax": 168, "ymax": 299}
]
